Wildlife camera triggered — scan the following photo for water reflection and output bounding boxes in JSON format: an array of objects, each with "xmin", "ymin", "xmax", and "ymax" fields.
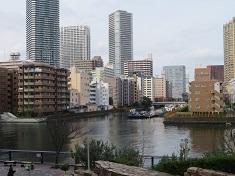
[{"xmin": 0, "ymin": 113, "xmax": 226, "ymax": 157}]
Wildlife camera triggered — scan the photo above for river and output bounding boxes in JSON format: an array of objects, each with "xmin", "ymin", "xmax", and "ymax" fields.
[{"xmin": 0, "ymin": 112, "xmax": 225, "ymax": 158}]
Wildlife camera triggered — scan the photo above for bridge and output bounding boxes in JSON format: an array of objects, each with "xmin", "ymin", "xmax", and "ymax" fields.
[{"xmin": 152, "ymin": 101, "xmax": 187, "ymax": 106}]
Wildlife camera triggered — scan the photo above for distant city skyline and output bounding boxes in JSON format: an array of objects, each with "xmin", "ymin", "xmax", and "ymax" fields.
[{"xmin": 1, "ymin": 0, "xmax": 234, "ymax": 77}]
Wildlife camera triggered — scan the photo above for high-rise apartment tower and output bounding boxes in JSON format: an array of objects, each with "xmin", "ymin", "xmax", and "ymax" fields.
[
  {"xmin": 60, "ymin": 26, "xmax": 90, "ymax": 69},
  {"xmin": 224, "ymin": 17, "xmax": 235, "ymax": 85},
  {"xmin": 26, "ymin": 0, "xmax": 60, "ymax": 66},
  {"xmin": 109, "ymin": 10, "xmax": 133, "ymax": 76}
]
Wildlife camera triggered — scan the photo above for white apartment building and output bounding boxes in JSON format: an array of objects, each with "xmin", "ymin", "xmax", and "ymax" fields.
[
  {"xmin": 90, "ymin": 79, "xmax": 109, "ymax": 106},
  {"xmin": 143, "ymin": 77, "xmax": 154, "ymax": 101},
  {"xmin": 60, "ymin": 25, "xmax": 90, "ymax": 69},
  {"xmin": 91, "ymin": 64, "xmax": 114, "ymax": 80}
]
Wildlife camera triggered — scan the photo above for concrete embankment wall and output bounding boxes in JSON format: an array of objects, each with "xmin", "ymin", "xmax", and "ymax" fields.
[
  {"xmin": 94, "ymin": 161, "xmax": 172, "ymax": 176},
  {"xmin": 164, "ymin": 117, "xmax": 235, "ymax": 125},
  {"xmin": 185, "ymin": 167, "xmax": 235, "ymax": 176},
  {"xmin": 47, "ymin": 108, "xmax": 129, "ymax": 120}
]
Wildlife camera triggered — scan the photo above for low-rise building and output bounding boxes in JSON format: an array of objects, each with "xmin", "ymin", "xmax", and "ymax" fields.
[
  {"xmin": 189, "ymin": 67, "xmax": 224, "ymax": 113},
  {"xmin": 90, "ymin": 79, "xmax": 109, "ymax": 108},
  {"xmin": 153, "ymin": 74, "xmax": 167, "ymax": 101},
  {"xmin": 104, "ymin": 76, "xmax": 122, "ymax": 108},
  {"xmin": 143, "ymin": 77, "xmax": 154, "ymax": 101},
  {"xmin": 70, "ymin": 89, "xmax": 80, "ymax": 108},
  {"xmin": 120, "ymin": 77, "xmax": 137, "ymax": 106},
  {"xmin": 69, "ymin": 66, "xmax": 92, "ymax": 106},
  {"xmin": 0, "ymin": 67, "xmax": 10, "ymax": 113},
  {"xmin": 0, "ymin": 59, "xmax": 21, "ymax": 113},
  {"xmin": 18, "ymin": 61, "xmax": 69, "ymax": 114}
]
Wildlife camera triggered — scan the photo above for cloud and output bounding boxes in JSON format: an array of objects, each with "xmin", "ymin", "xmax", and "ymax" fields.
[{"xmin": 0, "ymin": 0, "xmax": 234, "ymax": 78}]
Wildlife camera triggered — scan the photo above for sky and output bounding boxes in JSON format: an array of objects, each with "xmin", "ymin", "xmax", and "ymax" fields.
[{"xmin": 0, "ymin": 0, "xmax": 235, "ymax": 78}]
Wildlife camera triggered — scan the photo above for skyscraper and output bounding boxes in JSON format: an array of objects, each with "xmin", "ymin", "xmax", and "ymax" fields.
[
  {"xmin": 109, "ymin": 10, "xmax": 133, "ymax": 76},
  {"xmin": 26, "ymin": 0, "xmax": 60, "ymax": 66},
  {"xmin": 163, "ymin": 65, "xmax": 186, "ymax": 99},
  {"xmin": 60, "ymin": 26, "xmax": 91, "ymax": 69},
  {"xmin": 224, "ymin": 17, "xmax": 235, "ymax": 86}
]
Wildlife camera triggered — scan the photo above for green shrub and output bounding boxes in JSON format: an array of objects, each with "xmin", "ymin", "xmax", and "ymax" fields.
[
  {"xmin": 71, "ymin": 139, "xmax": 142, "ymax": 168},
  {"xmin": 71, "ymin": 139, "xmax": 116, "ymax": 167},
  {"xmin": 179, "ymin": 106, "xmax": 189, "ymax": 112},
  {"xmin": 60, "ymin": 163, "xmax": 69, "ymax": 173},
  {"xmin": 153, "ymin": 153, "xmax": 235, "ymax": 175},
  {"xmin": 114, "ymin": 147, "xmax": 142, "ymax": 166}
]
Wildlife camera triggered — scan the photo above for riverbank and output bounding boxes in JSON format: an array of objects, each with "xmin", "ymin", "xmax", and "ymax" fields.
[
  {"xmin": 0, "ymin": 112, "xmax": 46, "ymax": 123},
  {"xmin": 164, "ymin": 116, "xmax": 235, "ymax": 125},
  {"xmin": 46, "ymin": 108, "xmax": 129, "ymax": 120}
]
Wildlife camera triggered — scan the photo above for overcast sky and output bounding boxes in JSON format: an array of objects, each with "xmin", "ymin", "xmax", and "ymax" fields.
[{"xmin": 0, "ymin": 0, "xmax": 235, "ymax": 78}]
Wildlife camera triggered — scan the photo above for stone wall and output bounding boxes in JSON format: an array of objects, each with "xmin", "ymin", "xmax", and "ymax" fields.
[
  {"xmin": 95, "ymin": 161, "xmax": 172, "ymax": 176},
  {"xmin": 185, "ymin": 167, "xmax": 235, "ymax": 176}
]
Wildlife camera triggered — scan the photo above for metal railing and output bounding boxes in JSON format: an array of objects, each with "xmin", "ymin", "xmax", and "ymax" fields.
[
  {"xmin": 0, "ymin": 149, "xmax": 71, "ymax": 165},
  {"xmin": 0, "ymin": 149, "xmax": 164, "ymax": 168}
]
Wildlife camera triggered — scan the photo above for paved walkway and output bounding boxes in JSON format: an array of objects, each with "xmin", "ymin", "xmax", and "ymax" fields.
[{"xmin": 0, "ymin": 164, "xmax": 75, "ymax": 176}]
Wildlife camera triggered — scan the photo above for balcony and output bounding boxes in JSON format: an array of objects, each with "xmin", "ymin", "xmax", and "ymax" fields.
[
  {"xmin": 35, "ymin": 101, "xmax": 55, "ymax": 105},
  {"xmin": 35, "ymin": 76, "xmax": 55, "ymax": 80},
  {"xmin": 23, "ymin": 101, "xmax": 34, "ymax": 105},
  {"xmin": 23, "ymin": 95, "xmax": 35, "ymax": 99},
  {"xmin": 34, "ymin": 95, "xmax": 55, "ymax": 99},
  {"xmin": 23, "ymin": 89, "xmax": 35, "ymax": 92},
  {"xmin": 23, "ymin": 82, "xmax": 35, "ymax": 86},
  {"xmin": 34, "ymin": 88, "xmax": 56, "ymax": 93}
]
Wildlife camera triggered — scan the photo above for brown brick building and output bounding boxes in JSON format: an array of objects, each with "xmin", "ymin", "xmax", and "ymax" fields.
[
  {"xmin": 73, "ymin": 56, "xmax": 103, "ymax": 72},
  {"xmin": 207, "ymin": 65, "xmax": 224, "ymax": 82},
  {"xmin": 0, "ymin": 67, "xmax": 9, "ymax": 113},
  {"xmin": 0, "ymin": 59, "xmax": 69, "ymax": 114},
  {"xmin": 18, "ymin": 62, "xmax": 69, "ymax": 114},
  {"xmin": 0, "ymin": 67, "xmax": 18, "ymax": 113},
  {"xmin": 189, "ymin": 67, "xmax": 224, "ymax": 113}
]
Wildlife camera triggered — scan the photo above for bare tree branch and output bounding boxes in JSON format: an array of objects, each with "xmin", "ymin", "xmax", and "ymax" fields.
[{"xmin": 46, "ymin": 113, "xmax": 83, "ymax": 164}]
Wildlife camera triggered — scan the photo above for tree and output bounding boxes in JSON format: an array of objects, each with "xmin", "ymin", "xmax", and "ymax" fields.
[
  {"xmin": 131, "ymin": 102, "xmax": 140, "ymax": 108},
  {"xmin": 47, "ymin": 115, "xmax": 81, "ymax": 165},
  {"xmin": 182, "ymin": 93, "xmax": 189, "ymax": 102},
  {"xmin": 141, "ymin": 96, "xmax": 152, "ymax": 110}
]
